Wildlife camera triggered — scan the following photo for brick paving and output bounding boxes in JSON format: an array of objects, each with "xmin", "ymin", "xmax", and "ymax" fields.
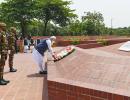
[{"xmin": 0, "ymin": 52, "xmax": 48, "ymax": 100}]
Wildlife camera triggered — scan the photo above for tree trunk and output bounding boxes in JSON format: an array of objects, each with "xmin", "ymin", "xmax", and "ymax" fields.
[
  {"xmin": 44, "ymin": 21, "xmax": 48, "ymax": 36},
  {"xmin": 20, "ymin": 21, "xmax": 27, "ymax": 39}
]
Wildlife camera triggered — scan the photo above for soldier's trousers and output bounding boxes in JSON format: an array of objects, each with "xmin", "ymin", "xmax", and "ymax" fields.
[
  {"xmin": 0, "ymin": 54, "xmax": 7, "ymax": 79},
  {"xmin": 9, "ymin": 50, "xmax": 15, "ymax": 68}
]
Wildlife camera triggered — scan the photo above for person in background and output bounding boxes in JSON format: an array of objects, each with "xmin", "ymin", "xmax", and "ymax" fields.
[
  {"xmin": 32, "ymin": 36, "xmax": 57, "ymax": 74},
  {"xmin": 24, "ymin": 37, "xmax": 29, "ymax": 53},
  {"xmin": 7, "ymin": 27, "xmax": 17, "ymax": 72},
  {"xmin": 27, "ymin": 34, "xmax": 31, "ymax": 50},
  {"xmin": 0, "ymin": 22, "xmax": 10, "ymax": 85}
]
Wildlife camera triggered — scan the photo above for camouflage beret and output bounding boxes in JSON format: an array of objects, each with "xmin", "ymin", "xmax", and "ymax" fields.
[{"xmin": 0, "ymin": 22, "xmax": 6, "ymax": 27}]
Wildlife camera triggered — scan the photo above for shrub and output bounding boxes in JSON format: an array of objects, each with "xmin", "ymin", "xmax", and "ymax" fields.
[
  {"xmin": 70, "ymin": 38, "xmax": 80, "ymax": 45},
  {"xmin": 96, "ymin": 37, "xmax": 108, "ymax": 46},
  {"xmin": 63, "ymin": 36, "xmax": 88, "ymax": 41}
]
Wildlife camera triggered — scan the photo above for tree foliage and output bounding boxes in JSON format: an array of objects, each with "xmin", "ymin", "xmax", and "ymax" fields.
[
  {"xmin": 0, "ymin": 0, "xmax": 130, "ymax": 36},
  {"xmin": 81, "ymin": 11, "xmax": 105, "ymax": 35},
  {"xmin": 34, "ymin": 0, "xmax": 77, "ymax": 35},
  {"xmin": 0, "ymin": 0, "xmax": 34, "ymax": 37},
  {"xmin": 0, "ymin": 0, "xmax": 76, "ymax": 36}
]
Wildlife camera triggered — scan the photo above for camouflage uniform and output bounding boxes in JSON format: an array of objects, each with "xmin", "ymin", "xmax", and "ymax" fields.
[
  {"xmin": 8, "ymin": 27, "xmax": 17, "ymax": 72},
  {"xmin": 0, "ymin": 22, "xmax": 9, "ymax": 85}
]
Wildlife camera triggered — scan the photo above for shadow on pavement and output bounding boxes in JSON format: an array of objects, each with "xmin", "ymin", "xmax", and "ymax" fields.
[
  {"xmin": 27, "ymin": 73, "xmax": 45, "ymax": 77},
  {"xmin": 4, "ymin": 71, "xmax": 10, "ymax": 75}
]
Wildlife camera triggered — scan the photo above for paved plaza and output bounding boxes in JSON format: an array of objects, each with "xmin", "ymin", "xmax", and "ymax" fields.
[{"xmin": 0, "ymin": 52, "xmax": 48, "ymax": 100}]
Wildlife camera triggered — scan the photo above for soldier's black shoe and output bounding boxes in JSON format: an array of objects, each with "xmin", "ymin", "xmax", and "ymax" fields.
[
  {"xmin": 10, "ymin": 68, "xmax": 17, "ymax": 72},
  {"xmin": 39, "ymin": 71, "xmax": 47, "ymax": 74},
  {"xmin": 2, "ymin": 79, "xmax": 10, "ymax": 83},
  {"xmin": 0, "ymin": 79, "xmax": 7, "ymax": 85}
]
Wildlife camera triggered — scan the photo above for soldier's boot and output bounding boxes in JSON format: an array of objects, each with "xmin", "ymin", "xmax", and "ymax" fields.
[
  {"xmin": 10, "ymin": 67, "xmax": 17, "ymax": 72},
  {"xmin": 2, "ymin": 78, "xmax": 10, "ymax": 83},
  {"xmin": 0, "ymin": 79, "xmax": 7, "ymax": 85},
  {"xmin": 2, "ymin": 76, "xmax": 10, "ymax": 83}
]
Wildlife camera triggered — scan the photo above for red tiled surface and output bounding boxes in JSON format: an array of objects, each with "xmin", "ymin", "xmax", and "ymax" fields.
[
  {"xmin": 47, "ymin": 43, "xmax": 130, "ymax": 100},
  {"xmin": 76, "ymin": 43, "xmax": 103, "ymax": 49},
  {"xmin": 0, "ymin": 52, "xmax": 48, "ymax": 100}
]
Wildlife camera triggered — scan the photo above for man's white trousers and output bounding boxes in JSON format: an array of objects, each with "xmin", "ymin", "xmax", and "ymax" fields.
[{"xmin": 32, "ymin": 48, "xmax": 45, "ymax": 72}]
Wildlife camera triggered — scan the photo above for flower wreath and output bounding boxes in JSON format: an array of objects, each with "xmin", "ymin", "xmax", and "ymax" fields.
[{"xmin": 54, "ymin": 46, "xmax": 75, "ymax": 62}]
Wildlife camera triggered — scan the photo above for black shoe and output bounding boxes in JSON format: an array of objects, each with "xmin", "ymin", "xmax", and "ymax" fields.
[
  {"xmin": 2, "ymin": 79, "xmax": 10, "ymax": 83},
  {"xmin": 39, "ymin": 71, "xmax": 47, "ymax": 74},
  {"xmin": 0, "ymin": 79, "xmax": 7, "ymax": 85},
  {"xmin": 10, "ymin": 68, "xmax": 17, "ymax": 72}
]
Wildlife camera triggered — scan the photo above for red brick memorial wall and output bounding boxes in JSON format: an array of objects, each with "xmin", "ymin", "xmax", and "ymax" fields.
[
  {"xmin": 47, "ymin": 46, "xmax": 130, "ymax": 100},
  {"xmin": 48, "ymin": 81, "xmax": 130, "ymax": 100},
  {"xmin": 32, "ymin": 36, "xmax": 130, "ymax": 49}
]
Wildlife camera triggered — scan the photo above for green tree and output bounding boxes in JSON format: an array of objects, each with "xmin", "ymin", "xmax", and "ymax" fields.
[
  {"xmin": 34, "ymin": 0, "xmax": 76, "ymax": 35},
  {"xmin": 67, "ymin": 19, "xmax": 83, "ymax": 35},
  {"xmin": 0, "ymin": 0, "xmax": 35, "ymax": 38},
  {"xmin": 82, "ymin": 11, "xmax": 105, "ymax": 35}
]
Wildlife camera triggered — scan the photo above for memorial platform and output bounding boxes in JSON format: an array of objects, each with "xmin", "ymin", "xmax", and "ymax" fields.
[{"xmin": 48, "ymin": 43, "xmax": 130, "ymax": 100}]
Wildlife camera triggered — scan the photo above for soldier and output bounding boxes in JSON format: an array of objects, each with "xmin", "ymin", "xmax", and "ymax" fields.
[
  {"xmin": 8, "ymin": 27, "xmax": 17, "ymax": 72},
  {"xmin": 0, "ymin": 22, "xmax": 10, "ymax": 85}
]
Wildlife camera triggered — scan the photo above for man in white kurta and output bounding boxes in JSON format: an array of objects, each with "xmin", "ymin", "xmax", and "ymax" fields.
[{"xmin": 32, "ymin": 36, "xmax": 57, "ymax": 74}]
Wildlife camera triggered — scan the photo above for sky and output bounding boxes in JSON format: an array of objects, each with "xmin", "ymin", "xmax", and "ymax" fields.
[
  {"xmin": 0, "ymin": 0, "xmax": 3, "ymax": 2},
  {"xmin": 67, "ymin": 0, "xmax": 130, "ymax": 28},
  {"xmin": 0, "ymin": 0, "xmax": 130, "ymax": 28}
]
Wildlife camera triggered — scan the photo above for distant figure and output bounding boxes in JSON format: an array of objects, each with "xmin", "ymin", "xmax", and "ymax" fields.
[
  {"xmin": 32, "ymin": 36, "xmax": 57, "ymax": 74},
  {"xmin": 27, "ymin": 34, "xmax": 31, "ymax": 50},
  {"xmin": 24, "ymin": 37, "xmax": 29, "ymax": 53},
  {"xmin": 37, "ymin": 39, "xmax": 40, "ymax": 45},
  {"xmin": 33, "ymin": 39, "xmax": 41, "ymax": 49}
]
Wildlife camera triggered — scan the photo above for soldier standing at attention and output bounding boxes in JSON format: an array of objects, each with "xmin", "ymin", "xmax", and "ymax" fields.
[
  {"xmin": 0, "ymin": 22, "xmax": 10, "ymax": 85},
  {"xmin": 8, "ymin": 27, "xmax": 17, "ymax": 72}
]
